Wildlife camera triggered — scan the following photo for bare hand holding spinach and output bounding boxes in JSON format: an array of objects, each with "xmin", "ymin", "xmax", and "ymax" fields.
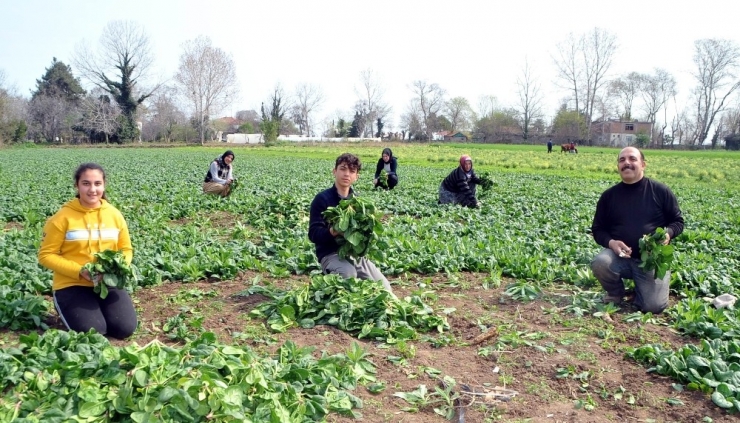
[
  {"xmin": 638, "ymin": 227, "xmax": 674, "ymax": 280},
  {"xmin": 82, "ymin": 249, "xmax": 137, "ymax": 299},
  {"xmin": 322, "ymin": 197, "xmax": 384, "ymax": 260}
]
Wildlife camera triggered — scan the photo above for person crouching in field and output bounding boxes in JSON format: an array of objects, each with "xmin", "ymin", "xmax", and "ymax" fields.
[
  {"xmin": 373, "ymin": 147, "xmax": 399, "ymax": 190},
  {"xmin": 590, "ymin": 147, "xmax": 684, "ymax": 314},
  {"xmin": 308, "ymin": 153, "xmax": 393, "ymax": 292},
  {"xmin": 38, "ymin": 163, "xmax": 137, "ymax": 339},
  {"xmin": 438, "ymin": 155, "xmax": 483, "ymax": 208},
  {"xmin": 203, "ymin": 150, "xmax": 235, "ymax": 197}
]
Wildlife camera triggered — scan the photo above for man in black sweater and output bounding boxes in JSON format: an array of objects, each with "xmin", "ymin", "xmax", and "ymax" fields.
[
  {"xmin": 591, "ymin": 146, "xmax": 684, "ymax": 313},
  {"xmin": 308, "ymin": 153, "xmax": 392, "ymax": 292}
]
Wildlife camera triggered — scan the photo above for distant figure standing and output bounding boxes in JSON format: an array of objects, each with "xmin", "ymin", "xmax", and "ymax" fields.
[{"xmin": 547, "ymin": 139, "xmax": 553, "ymax": 153}]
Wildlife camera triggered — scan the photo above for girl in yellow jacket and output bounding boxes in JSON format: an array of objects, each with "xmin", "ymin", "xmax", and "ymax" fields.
[{"xmin": 38, "ymin": 163, "xmax": 137, "ymax": 339}]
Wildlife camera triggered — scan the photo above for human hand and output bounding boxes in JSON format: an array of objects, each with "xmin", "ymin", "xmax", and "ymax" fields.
[
  {"xmin": 373, "ymin": 178, "xmax": 378, "ymax": 184},
  {"xmin": 608, "ymin": 240, "xmax": 631, "ymax": 258},
  {"xmin": 80, "ymin": 268, "xmax": 102, "ymax": 285},
  {"xmin": 662, "ymin": 232, "xmax": 670, "ymax": 245},
  {"xmin": 329, "ymin": 227, "xmax": 342, "ymax": 237}
]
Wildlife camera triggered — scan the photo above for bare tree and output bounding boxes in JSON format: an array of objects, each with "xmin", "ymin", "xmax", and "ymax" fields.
[
  {"xmin": 608, "ymin": 72, "xmax": 641, "ymax": 120},
  {"xmin": 401, "ymin": 100, "xmax": 423, "ymax": 140},
  {"xmin": 445, "ymin": 97, "xmax": 473, "ymax": 133},
  {"xmin": 74, "ymin": 20, "xmax": 160, "ymax": 141},
  {"xmin": 174, "ymin": 35, "xmax": 239, "ymax": 144},
  {"xmin": 409, "ymin": 80, "xmax": 446, "ymax": 140},
  {"xmin": 79, "ymin": 90, "xmax": 121, "ymax": 144},
  {"xmin": 553, "ymin": 28, "xmax": 617, "ymax": 138},
  {"xmin": 582, "ymin": 28, "xmax": 617, "ymax": 131},
  {"xmin": 291, "ymin": 83, "xmax": 324, "ymax": 136},
  {"xmin": 638, "ymin": 68, "xmax": 677, "ymax": 144},
  {"xmin": 476, "ymin": 95, "xmax": 499, "ymax": 120},
  {"xmin": 553, "ymin": 32, "xmax": 583, "ymax": 115},
  {"xmin": 144, "ymin": 85, "xmax": 184, "ymax": 142},
  {"xmin": 515, "ymin": 59, "xmax": 544, "ymax": 140},
  {"xmin": 28, "ymin": 95, "xmax": 71, "ymax": 142},
  {"xmin": 691, "ymin": 38, "xmax": 740, "ymax": 147},
  {"xmin": 355, "ymin": 68, "xmax": 391, "ymax": 138}
]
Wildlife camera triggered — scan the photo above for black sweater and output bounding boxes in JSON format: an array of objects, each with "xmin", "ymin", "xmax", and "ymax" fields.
[
  {"xmin": 591, "ymin": 177, "xmax": 684, "ymax": 258},
  {"xmin": 374, "ymin": 157, "xmax": 398, "ymax": 178},
  {"xmin": 308, "ymin": 185, "xmax": 354, "ymax": 262}
]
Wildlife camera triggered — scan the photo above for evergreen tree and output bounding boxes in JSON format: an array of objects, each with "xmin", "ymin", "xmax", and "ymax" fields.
[{"xmin": 32, "ymin": 58, "xmax": 85, "ymax": 103}]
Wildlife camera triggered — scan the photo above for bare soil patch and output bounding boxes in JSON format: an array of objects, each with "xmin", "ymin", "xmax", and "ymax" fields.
[{"xmin": 5, "ymin": 272, "xmax": 735, "ymax": 422}]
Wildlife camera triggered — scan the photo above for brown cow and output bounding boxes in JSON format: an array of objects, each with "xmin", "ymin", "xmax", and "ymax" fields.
[{"xmin": 561, "ymin": 143, "xmax": 578, "ymax": 154}]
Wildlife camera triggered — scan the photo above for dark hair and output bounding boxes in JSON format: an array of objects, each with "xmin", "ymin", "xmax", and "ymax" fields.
[
  {"xmin": 382, "ymin": 148, "xmax": 393, "ymax": 158},
  {"xmin": 74, "ymin": 163, "xmax": 108, "ymax": 200},
  {"xmin": 222, "ymin": 150, "xmax": 235, "ymax": 160},
  {"xmin": 335, "ymin": 153, "xmax": 361, "ymax": 172}
]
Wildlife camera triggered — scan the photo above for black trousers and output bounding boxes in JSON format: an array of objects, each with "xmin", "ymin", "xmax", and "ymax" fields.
[
  {"xmin": 374, "ymin": 174, "xmax": 399, "ymax": 190},
  {"xmin": 53, "ymin": 285, "xmax": 138, "ymax": 339}
]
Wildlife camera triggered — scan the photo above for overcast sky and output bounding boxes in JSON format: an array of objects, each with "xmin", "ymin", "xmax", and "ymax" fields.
[{"xmin": 2, "ymin": 0, "xmax": 739, "ymax": 131}]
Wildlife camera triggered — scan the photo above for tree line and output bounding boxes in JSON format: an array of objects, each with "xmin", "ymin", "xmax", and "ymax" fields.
[{"xmin": 0, "ymin": 22, "xmax": 738, "ymax": 147}]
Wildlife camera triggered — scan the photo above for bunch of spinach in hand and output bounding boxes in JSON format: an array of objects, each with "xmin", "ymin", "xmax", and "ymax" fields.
[
  {"xmin": 478, "ymin": 171, "xmax": 494, "ymax": 191},
  {"xmin": 83, "ymin": 249, "xmax": 136, "ymax": 299},
  {"xmin": 377, "ymin": 170, "xmax": 389, "ymax": 189},
  {"xmin": 323, "ymin": 197, "xmax": 384, "ymax": 260},
  {"xmin": 638, "ymin": 227, "xmax": 674, "ymax": 280}
]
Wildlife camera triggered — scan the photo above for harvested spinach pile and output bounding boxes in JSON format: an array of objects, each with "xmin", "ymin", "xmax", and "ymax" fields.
[
  {"xmin": 638, "ymin": 227, "xmax": 674, "ymax": 280},
  {"xmin": 0, "ymin": 329, "xmax": 372, "ymax": 421},
  {"xmin": 322, "ymin": 196, "xmax": 383, "ymax": 260},
  {"xmin": 83, "ymin": 249, "xmax": 136, "ymax": 299},
  {"xmin": 244, "ymin": 274, "xmax": 449, "ymax": 342}
]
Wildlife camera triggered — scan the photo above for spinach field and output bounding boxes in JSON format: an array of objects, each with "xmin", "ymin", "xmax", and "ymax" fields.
[{"xmin": 1, "ymin": 144, "xmax": 740, "ymax": 422}]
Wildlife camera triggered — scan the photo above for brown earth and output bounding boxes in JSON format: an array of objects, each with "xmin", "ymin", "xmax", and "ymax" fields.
[{"xmin": 17, "ymin": 272, "xmax": 737, "ymax": 423}]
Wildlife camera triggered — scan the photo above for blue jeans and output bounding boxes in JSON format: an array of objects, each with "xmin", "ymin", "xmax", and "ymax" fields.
[{"xmin": 590, "ymin": 248, "xmax": 669, "ymax": 314}]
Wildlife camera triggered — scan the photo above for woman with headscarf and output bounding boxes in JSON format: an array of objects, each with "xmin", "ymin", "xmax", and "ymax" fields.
[
  {"xmin": 438, "ymin": 155, "xmax": 482, "ymax": 208},
  {"xmin": 202, "ymin": 150, "xmax": 235, "ymax": 197},
  {"xmin": 373, "ymin": 147, "xmax": 398, "ymax": 190}
]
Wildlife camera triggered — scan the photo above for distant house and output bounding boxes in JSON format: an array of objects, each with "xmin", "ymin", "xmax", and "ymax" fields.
[
  {"xmin": 444, "ymin": 132, "xmax": 468, "ymax": 141},
  {"xmin": 432, "ymin": 130, "xmax": 451, "ymax": 141},
  {"xmin": 591, "ymin": 119, "xmax": 653, "ymax": 147}
]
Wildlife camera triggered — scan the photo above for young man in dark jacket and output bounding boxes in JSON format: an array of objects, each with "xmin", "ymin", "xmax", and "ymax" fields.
[
  {"xmin": 308, "ymin": 153, "xmax": 392, "ymax": 292},
  {"xmin": 438, "ymin": 155, "xmax": 482, "ymax": 208},
  {"xmin": 591, "ymin": 147, "xmax": 684, "ymax": 313}
]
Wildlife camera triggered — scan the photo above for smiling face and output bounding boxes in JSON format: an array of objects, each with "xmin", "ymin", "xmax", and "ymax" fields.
[
  {"xmin": 75, "ymin": 169, "xmax": 105, "ymax": 208},
  {"xmin": 382, "ymin": 153, "xmax": 390, "ymax": 162},
  {"xmin": 617, "ymin": 147, "xmax": 646, "ymax": 184},
  {"xmin": 224, "ymin": 154, "xmax": 234, "ymax": 165}
]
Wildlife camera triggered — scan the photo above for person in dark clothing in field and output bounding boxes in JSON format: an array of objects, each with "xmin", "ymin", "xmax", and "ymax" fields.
[
  {"xmin": 373, "ymin": 148, "xmax": 399, "ymax": 190},
  {"xmin": 438, "ymin": 155, "xmax": 483, "ymax": 208},
  {"xmin": 591, "ymin": 146, "xmax": 684, "ymax": 314},
  {"xmin": 308, "ymin": 153, "xmax": 392, "ymax": 292}
]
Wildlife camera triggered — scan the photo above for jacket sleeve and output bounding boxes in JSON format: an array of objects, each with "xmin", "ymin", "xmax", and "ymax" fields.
[
  {"xmin": 389, "ymin": 157, "xmax": 398, "ymax": 174},
  {"xmin": 38, "ymin": 217, "xmax": 85, "ymax": 280},
  {"xmin": 374, "ymin": 159, "xmax": 383, "ymax": 179},
  {"xmin": 469, "ymin": 170, "xmax": 482, "ymax": 185},
  {"xmin": 308, "ymin": 195, "xmax": 334, "ymax": 246},
  {"xmin": 661, "ymin": 187, "xmax": 684, "ymax": 239},
  {"xmin": 591, "ymin": 193, "xmax": 612, "ymax": 248},
  {"xmin": 209, "ymin": 162, "xmax": 228, "ymax": 184}
]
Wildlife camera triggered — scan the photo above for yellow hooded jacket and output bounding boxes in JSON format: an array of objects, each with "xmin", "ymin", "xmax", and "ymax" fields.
[{"xmin": 38, "ymin": 198, "xmax": 133, "ymax": 291}]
